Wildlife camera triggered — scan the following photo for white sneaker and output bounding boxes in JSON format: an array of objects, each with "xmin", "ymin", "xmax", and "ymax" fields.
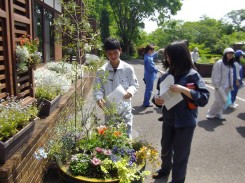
[
  {"xmin": 229, "ymin": 103, "xmax": 238, "ymax": 109},
  {"xmin": 206, "ymin": 114, "xmax": 214, "ymax": 119},
  {"xmin": 214, "ymin": 114, "xmax": 225, "ymax": 120}
]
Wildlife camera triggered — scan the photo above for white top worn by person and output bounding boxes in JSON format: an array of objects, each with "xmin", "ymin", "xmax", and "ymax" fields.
[
  {"xmin": 191, "ymin": 47, "xmax": 199, "ymax": 63},
  {"xmin": 206, "ymin": 48, "xmax": 234, "ymax": 120},
  {"xmin": 93, "ymin": 37, "xmax": 139, "ymax": 138}
]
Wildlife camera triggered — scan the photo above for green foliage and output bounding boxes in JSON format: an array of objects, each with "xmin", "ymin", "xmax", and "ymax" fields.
[
  {"xmin": 54, "ymin": 0, "xmax": 101, "ymax": 64},
  {"xmin": 35, "ymin": 87, "xmax": 59, "ymax": 101},
  {"xmin": 223, "ymin": 9, "xmax": 245, "ymax": 31},
  {"xmin": 120, "ymin": 52, "xmax": 132, "ymax": 60},
  {"xmin": 0, "ymin": 96, "xmax": 38, "ymax": 141},
  {"xmin": 101, "ymin": 0, "xmax": 182, "ymax": 54},
  {"xmin": 240, "ymin": 58, "xmax": 245, "ymax": 65},
  {"xmin": 100, "ymin": 9, "xmax": 110, "ymax": 42}
]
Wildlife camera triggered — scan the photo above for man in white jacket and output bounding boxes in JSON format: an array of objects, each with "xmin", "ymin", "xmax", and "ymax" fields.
[
  {"xmin": 206, "ymin": 48, "xmax": 234, "ymax": 120},
  {"xmin": 93, "ymin": 37, "xmax": 139, "ymax": 138}
]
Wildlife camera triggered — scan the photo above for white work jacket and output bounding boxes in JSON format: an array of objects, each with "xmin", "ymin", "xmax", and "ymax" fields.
[
  {"xmin": 211, "ymin": 59, "xmax": 233, "ymax": 90},
  {"xmin": 94, "ymin": 60, "xmax": 139, "ymax": 105}
]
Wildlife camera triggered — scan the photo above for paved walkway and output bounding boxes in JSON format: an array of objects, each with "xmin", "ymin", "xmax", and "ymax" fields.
[{"xmin": 130, "ymin": 59, "xmax": 245, "ymax": 183}]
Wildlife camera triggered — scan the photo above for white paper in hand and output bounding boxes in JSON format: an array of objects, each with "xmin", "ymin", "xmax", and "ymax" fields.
[
  {"xmin": 159, "ymin": 75, "xmax": 183, "ymax": 110},
  {"xmin": 159, "ymin": 75, "xmax": 174, "ymax": 96},
  {"xmin": 107, "ymin": 85, "xmax": 127, "ymax": 104}
]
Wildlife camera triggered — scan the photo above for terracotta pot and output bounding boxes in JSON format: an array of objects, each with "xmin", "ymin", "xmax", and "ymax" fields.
[
  {"xmin": 0, "ymin": 119, "xmax": 37, "ymax": 164},
  {"xmin": 38, "ymin": 95, "xmax": 61, "ymax": 117}
]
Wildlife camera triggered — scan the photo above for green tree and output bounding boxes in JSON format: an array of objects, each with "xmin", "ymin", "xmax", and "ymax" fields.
[
  {"xmin": 100, "ymin": 9, "xmax": 110, "ymax": 43},
  {"xmin": 223, "ymin": 9, "xmax": 245, "ymax": 31},
  {"xmin": 105, "ymin": 0, "xmax": 182, "ymax": 54},
  {"xmin": 54, "ymin": 0, "xmax": 100, "ymax": 64}
]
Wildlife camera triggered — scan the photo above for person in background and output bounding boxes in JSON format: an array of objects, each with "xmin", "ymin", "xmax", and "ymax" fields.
[
  {"xmin": 152, "ymin": 41, "xmax": 209, "ymax": 183},
  {"xmin": 142, "ymin": 45, "xmax": 164, "ymax": 107},
  {"xmin": 229, "ymin": 50, "xmax": 245, "ymax": 109},
  {"xmin": 93, "ymin": 37, "xmax": 139, "ymax": 138},
  {"xmin": 191, "ymin": 47, "xmax": 199, "ymax": 63},
  {"xmin": 206, "ymin": 47, "xmax": 234, "ymax": 120}
]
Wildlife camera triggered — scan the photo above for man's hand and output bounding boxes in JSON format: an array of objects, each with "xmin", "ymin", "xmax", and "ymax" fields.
[
  {"xmin": 123, "ymin": 92, "xmax": 132, "ymax": 99},
  {"xmin": 97, "ymin": 98, "xmax": 106, "ymax": 108}
]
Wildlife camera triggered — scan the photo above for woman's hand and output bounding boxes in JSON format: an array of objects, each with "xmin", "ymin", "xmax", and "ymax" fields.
[
  {"xmin": 154, "ymin": 96, "xmax": 164, "ymax": 106},
  {"xmin": 170, "ymin": 84, "xmax": 193, "ymax": 99}
]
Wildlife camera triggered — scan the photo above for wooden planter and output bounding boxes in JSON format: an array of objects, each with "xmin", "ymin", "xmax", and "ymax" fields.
[
  {"xmin": 56, "ymin": 159, "xmax": 145, "ymax": 183},
  {"xmin": 0, "ymin": 120, "xmax": 36, "ymax": 164},
  {"xmin": 38, "ymin": 95, "xmax": 61, "ymax": 117}
]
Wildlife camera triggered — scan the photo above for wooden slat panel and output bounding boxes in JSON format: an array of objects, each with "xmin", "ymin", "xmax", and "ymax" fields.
[
  {"xmin": 18, "ymin": 81, "xmax": 30, "ymax": 90},
  {"xmin": 18, "ymin": 89, "xmax": 30, "ymax": 97},
  {"xmin": 0, "ymin": 74, "xmax": 5, "ymax": 80},
  {"xmin": 15, "ymin": 29, "xmax": 27, "ymax": 35},
  {"xmin": 0, "ymin": 46, "xmax": 3, "ymax": 51},
  {"xmin": 17, "ymin": 75, "xmax": 29, "ymax": 82},
  {"xmin": 0, "ymin": 36, "xmax": 3, "ymax": 41},
  {"xmin": 0, "ymin": 56, "xmax": 3, "ymax": 61},
  {"xmin": 13, "ymin": 4, "xmax": 26, "ymax": 13},
  {"xmin": 16, "ymin": 0, "xmax": 26, "ymax": 4},
  {"xmin": 0, "ymin": 92, "xmax": 7, "ymax": 99},
  {"xmin": 0, "ymin": 65, "xmax": 5, "ymax": 70},
  {"xmin": 0, "ymin": 83, "xmax": 6, "ymax": 90},
  {"xmin": 21, "ymin": 96, "xmax": 36, "ymax": 106},
  {"xmin": 0, "ymin": 9, "xmax": 7, "ymax": 18},
  {"xmin": 0, "ymin": 27, "xmax": 2, "ymax": 32},
  {"xmin": 14, "ymin": 14, "xmax": 30, "ymax": 24}
]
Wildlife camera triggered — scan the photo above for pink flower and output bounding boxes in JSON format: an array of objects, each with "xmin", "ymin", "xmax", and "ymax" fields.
[
  {"xmin": 103, "ymin": 149, "xmax": 112, "ymax": 156},
  {"xmin": 91, "ymin": 157, "xmax": 101, "ymax": 166},
  {"xmin": 95, "ymin": 147, "xmax": 103, "ymax": 153}
]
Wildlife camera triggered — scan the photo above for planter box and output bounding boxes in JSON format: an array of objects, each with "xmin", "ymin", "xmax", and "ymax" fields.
[
  {"xmin": 0, "ymin": 120, "xmax": 36, "ymax": 164},
  {"xmin": 38, "ymin": 95, "xmax": 61, "ymax": 117},
  {"xmin": 56, "ymin": 159, "xmax": 145, "ymax": 183}
]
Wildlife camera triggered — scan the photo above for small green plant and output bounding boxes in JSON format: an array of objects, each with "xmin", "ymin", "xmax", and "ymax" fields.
[{"xmin": 0, "ymin": 96, "xmax": 38, "ymax": 141}]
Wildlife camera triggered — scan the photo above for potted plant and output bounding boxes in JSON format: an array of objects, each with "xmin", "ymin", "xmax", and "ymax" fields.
[
  {"xmin": 0, "ymin": 96, "xmax": 38, "ymax": 164},
  {"xmin": 34, "ymin": 104, "xmax": 159, "ymax": 183},
  {"xmin": 34, "ymin": 67, "xmax": 72, "ymax": 116},
  {"xmin": 34, "ymin": 0, "xmax": 159, "ymax": 182},
  {"xmin": 16, "ymin": 34, "xmax": 41, "ymax": 72}
]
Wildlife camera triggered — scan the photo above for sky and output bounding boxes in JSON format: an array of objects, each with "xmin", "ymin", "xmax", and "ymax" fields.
[{"xmin": 144, "ymin": 0, "xmax": 244, "ymax": 33}]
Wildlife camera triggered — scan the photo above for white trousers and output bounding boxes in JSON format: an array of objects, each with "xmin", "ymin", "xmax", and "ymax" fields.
[{"xmin": 207, "ymin": 88, "xmax": 227, "ymax": 116}]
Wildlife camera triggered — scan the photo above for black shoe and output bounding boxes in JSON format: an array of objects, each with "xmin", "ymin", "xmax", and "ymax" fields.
[
  {"xmin": 158, "ymin": 116, "xmax": 164, "ymax": 121},
  {"xmin": 152, "ymin": 169, "xmax": 170, "ymax": 179}
]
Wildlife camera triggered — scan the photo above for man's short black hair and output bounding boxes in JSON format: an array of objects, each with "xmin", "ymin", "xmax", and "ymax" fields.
[{"xmin": 104, "ymin": 37, "xmax": 121, "ymax": 51}]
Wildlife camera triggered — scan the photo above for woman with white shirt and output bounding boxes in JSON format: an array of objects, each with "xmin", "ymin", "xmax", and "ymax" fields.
[{"xmin": 206, "ymin": 48, "xmax": 234, "ymax": 120}]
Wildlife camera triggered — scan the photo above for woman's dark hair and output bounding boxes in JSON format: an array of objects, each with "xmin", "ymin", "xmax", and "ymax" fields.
[
  {"xmin": 144, "ymin": 45, "xmax": 154, "ymax": 55},
  {"xmin": 104, "ymin": 37, "xmax": 121, "ymax": 51},
  {"xmin": 234, "ymin": 55, "xmax": 241, "ymax": 64},
  {"xmin": 164, "ymin": 41, "xmax": 196, "ymax": 76},
  {"xmin": 222, "ymin": 53, "xmax": 234, "ymax": 67}
]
